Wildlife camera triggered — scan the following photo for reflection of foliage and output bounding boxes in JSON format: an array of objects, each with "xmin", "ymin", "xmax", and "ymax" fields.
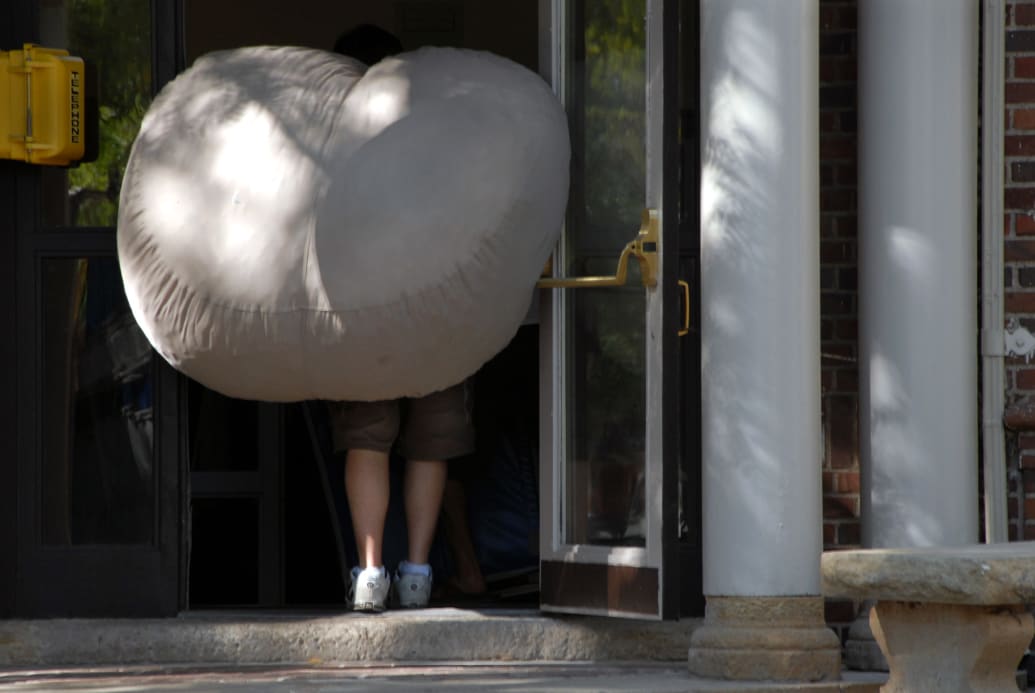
[
  {"xmin": 582, "ymin": 0, "xmax": 645, "ymax": 241},
  {"xmin": 575, "ymin": 289, "xmax": 645, "ymax": 458},
  {"xmin": 569, "ymin": 0, "xmax": 648, "ymax": 486},
  {"xmin": 66, "ymin": 0, "xmax": 151, "ymax": 226},
  {"xmin": 573, "ymin": 287, "xmax": 646, "ymax": 545}
]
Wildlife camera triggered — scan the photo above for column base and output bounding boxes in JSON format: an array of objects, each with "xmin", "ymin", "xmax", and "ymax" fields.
[
  {"xmin": 687, "ymin": 596, "xmax": 842, "ymax": 682},
  {"xmin": 871, "ymin": 601, "xmax": 1033, "ymax": 693},
  {"xmin": 845, "ymin": 602, "xmax": 888, "ymax": 672}
]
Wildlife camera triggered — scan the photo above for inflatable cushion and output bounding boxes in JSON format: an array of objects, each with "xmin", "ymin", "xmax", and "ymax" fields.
[{"xmin": 117, "ymin": 46, "xmax": 569, "ymax": 401}]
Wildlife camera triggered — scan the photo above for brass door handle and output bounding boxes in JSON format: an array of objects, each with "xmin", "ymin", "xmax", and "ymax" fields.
[
  {"xmin": 678, "ymin": 279, "xmax": 690, "ymax": 336},
  {"xmin": 537, "ymin": 209, "xmax": 659, "ymax": 289}
]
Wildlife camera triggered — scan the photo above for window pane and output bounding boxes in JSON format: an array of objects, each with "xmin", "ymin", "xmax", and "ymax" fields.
[
  {"xmin": 41, "ymin": 257, "xmax": 155, "ymax": 545},
  {"xmin": 39, "ymin": 0, "xmax": 152, "ymax": 227},
  {"xmin": 563, "ymin": 0, "xmax": 647, "ymax": 547}
]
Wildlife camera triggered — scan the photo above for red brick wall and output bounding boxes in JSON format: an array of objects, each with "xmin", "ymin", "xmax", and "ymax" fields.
[
  {"xmin": 819, "ymin": 0, "xmax": 860, "ymax": 641},
  {"xmin": 1005, "ymin": 1, "xmax": 1035, "ymax": 541},
  {"xmin": 819, "ymin": 0, "xmax": 860, "ymax": 552}
]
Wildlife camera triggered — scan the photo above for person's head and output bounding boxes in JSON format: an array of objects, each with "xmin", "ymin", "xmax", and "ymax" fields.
[{"xmin": 333, "ymin": 24, "xmax": 403, "ymax": 66}]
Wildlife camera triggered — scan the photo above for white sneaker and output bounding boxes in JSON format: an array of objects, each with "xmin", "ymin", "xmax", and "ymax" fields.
[
  {"xmin": 393, "ymin": 568, "xmax": 433, "ymax": 608},
  {"xmin": 349, "ymin": 567, "xmax": 390, "ymax": 612}
]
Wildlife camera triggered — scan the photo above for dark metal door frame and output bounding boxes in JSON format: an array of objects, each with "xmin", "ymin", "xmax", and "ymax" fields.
[
  {"xmin": 8, "ymin": 0, "xmax": 186, "ymax": 617},
  {"xmin": 674, "ymin": 0, "xmax": 703, "ymax": 618},
  {"xmin": 0, "ymin": 0, "xmax": 26, "ymax": 619}
]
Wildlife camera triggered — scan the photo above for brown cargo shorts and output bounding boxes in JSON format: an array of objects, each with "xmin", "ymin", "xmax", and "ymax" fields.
[{"xmin": 328, "ymin": 379, "xmax": 475, "ymax": 461}]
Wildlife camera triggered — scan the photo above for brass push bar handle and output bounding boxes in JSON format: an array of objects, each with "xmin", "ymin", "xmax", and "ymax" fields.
[
  {"xmin": 678, "ymin": 279, "xmax": 690, "ymax": 336},
  {"xmin": 537, "ymin": 208, "xmax": 659, "ymax": 289}
]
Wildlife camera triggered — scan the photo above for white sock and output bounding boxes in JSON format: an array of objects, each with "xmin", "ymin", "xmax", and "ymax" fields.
[
  {"xmin": 398, "ymin": 560, "xmax": 432, "ymax": 577},
  {"xmin": 354, "ymin": 566, "xmax": 386, "ymax": 579}
]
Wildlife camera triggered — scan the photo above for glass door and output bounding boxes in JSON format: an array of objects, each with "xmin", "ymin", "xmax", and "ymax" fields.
[
  {"xmin": 13, "ymin": 0, "xmax": 184, "ymax": 616},
  {"xmin": 538, "ymin": 0, "xmax": 681, "ymax": 619}
]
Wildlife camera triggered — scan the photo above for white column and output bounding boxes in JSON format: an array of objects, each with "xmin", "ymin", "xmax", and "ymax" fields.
[
  {"xmin": 691, "ymin": 0, "xmax": 836, "ymax": 682},
  {"xmin": 858, "ymin": 0, "xmax": 979, "ymax": 550},
  {"xmin": 699, "ymin": 0, "xmax": 821, "ymax": 598},
  {"xmin": 691, "ymin": 0, "xmax": 839, "ymax": 681},
  {"xmin": 845, "ymin": 0, "xmax": 979, "ymax": 672}
]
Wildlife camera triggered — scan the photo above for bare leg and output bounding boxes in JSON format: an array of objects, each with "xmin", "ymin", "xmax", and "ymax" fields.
[
  {"xmin": 403, "ymin": 459, "xmax": 448, "ymax": 565},
  {"xmin": 345, "ymin": 448, "xmax": 390, "ymax": 569},
  {"xmin": 441, "ymin": 480, "xmax": 487, "ymax": 594}
]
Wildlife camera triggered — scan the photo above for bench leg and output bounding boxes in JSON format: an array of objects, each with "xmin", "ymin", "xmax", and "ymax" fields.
[{"xmin": 870, "ymin": 601, "xmax": 1033, "ymax": 693}]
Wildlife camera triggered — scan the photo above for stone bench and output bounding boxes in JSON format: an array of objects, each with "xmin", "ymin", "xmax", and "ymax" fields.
[{"xmin": 822, "ymin": 542, "xmax": 1035, "ymax": 693}]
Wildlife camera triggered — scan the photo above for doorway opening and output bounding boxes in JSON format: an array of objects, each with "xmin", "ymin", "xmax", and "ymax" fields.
[
  {"xmin": 187, "ymin": 326, "xmax": 542, "ymax": 609},
  {"xmin": 181, "ymin": 1, "xmax": 543, "ymax": 609}
]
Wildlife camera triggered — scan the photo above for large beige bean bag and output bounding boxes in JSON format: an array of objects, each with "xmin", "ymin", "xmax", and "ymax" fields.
[{"xmin": 117, "ymin": 46, "xmax": 569, "ymax": 401}]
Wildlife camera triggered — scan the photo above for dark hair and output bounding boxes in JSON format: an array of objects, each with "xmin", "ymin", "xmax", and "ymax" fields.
[{"xmin": 333, "ymin": 24, "xmax": 403, "ymax": 66}]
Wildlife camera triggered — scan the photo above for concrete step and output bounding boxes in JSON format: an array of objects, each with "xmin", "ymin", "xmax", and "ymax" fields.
[
  {"xmin": 0, "ymin": 610, "xmax": 893, "ymax": 691},
  {"xmin": 0, "ymin": 608, "xmax": 697, "ymax": 666}
]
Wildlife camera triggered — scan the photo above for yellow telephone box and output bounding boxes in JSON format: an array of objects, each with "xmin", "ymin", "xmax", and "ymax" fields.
[{"xmin": 1, "ymin": 44, "xmax": 87, "ymax": 166}]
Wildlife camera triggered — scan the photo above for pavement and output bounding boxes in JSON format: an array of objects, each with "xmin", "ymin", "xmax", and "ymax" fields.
[
  {"xmin": 0, "ymin": 663, "xmax": 888, "ymax": 692},
  {"xmin": 0, "ymin": 609, "xmax": 892, "ymax": 692}
]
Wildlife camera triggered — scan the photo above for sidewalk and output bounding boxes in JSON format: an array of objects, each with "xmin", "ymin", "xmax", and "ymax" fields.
[
  {"xmin": 0, "ymin": 609, "xmax": 889, "ymax": 692},
  {"xmin": 0, "ymin": 663, "xmax": 887, "ymax": 692}
]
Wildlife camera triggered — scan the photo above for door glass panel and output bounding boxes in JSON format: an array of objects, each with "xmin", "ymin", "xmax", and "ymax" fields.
[
  {"xmin": 563, "ymin": 0, "xmax": 647, "ymax": 547},
  {"xmin": 39, "ymin": 0, "xmax": 152, "ymax": 227},
  {"xmin": 41, "ymin": 257, "xmax": 155, "ymax": 545},
  {"xmin": 188, "ymin": 382, "xmax": 260, "ymax": 472}
]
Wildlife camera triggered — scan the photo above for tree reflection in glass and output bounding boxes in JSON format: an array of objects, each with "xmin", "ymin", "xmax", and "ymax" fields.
[
  {"xmin": 41, "ymin": 0, "xmax": 152, "ymax": 227},
  {"xmin": 564, "ymin": 0, "xmax": 648, "ymax": 547}
]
